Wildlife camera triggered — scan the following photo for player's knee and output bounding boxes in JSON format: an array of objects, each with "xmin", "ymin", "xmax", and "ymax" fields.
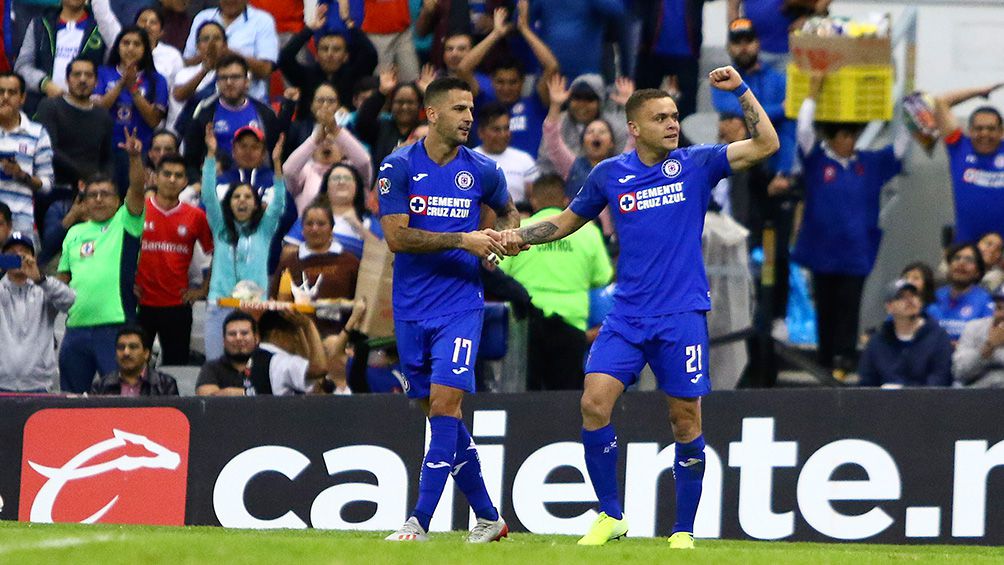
[
  {"xmin": 670, "ymin": 410, "xmax": 701, "ymax": 442},
  {"xmin": 580, "ymin": 393, "xmax": 611, "ymax": 426}
]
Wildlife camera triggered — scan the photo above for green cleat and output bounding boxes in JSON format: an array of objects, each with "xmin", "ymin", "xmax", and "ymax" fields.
[
  {"xmin": 577, "ymin": 512, "xmax": 629, "ymax": 546},
  {"xmin": 668, "ymin": 531, "xmax": 695, "ymax": 549}
]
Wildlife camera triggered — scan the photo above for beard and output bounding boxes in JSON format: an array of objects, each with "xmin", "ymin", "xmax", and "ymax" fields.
[
  {"xmin": 734, "ymin": 53, "xmax": 758, "ymax": 72},
  {"xmin": 225, "ymin": 350, "xmax": 252, "ymax": 363}
]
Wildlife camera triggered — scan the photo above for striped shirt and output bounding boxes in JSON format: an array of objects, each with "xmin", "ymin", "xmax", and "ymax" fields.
[{"xmin": 0, "ymin": 112, "xmax": 54, "ymax": 232}]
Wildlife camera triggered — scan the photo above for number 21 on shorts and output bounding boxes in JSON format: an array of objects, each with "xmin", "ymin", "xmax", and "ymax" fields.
[{"xmin": 685, "ymin": 344, "xmax": 703, "ymax": 383}]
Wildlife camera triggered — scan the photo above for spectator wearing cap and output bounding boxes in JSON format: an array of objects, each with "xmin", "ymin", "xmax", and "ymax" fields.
[
  {"xmin": 0, "ymin": 231, "xmax": 75, "ymax": 392},
  {"xmin": 474, "ymin": 102, "xmax": 539, "ymax": 204},
  {"xmin": 196, "ymin": 309, "xmax": 328, "ymax": 396},
  {"xmin": 183, "ymin": 54, "xmax": 279, "ymax": 180},
  {"xmin": 726, "ymin": 0, "xmax": 830, "ymax": 68},
  {"xmin": 56, "ymin": 130, "xmax": 146, "ymax": 394},
  {"xmin": 929, "ymin": 243, "xmax": 994, "ymax": 344},
  {"xmin": 200, "ymin": 126, "xmax": 288, "ymax": 360},
  {"xmin": 34, "ymin": 57, "xmax": 114, "ymax": 265},
  {"xmin": 0, "ymin": 71, "xmax": 55, "ymax": 236},
  {"xmin": 535, "ymin": 73, "xmax": 633, "ymax": 178},
  {"xmin": 791, "ymin": 71, "xmax": 909, "ymax": 372},
  {"xmin": 713, "ymin": 18, "xmax": 796, "ymax": 325},
  {"xmin": 90, "ymin": 325, "xmax": 179, "ymax": 395},
  {"xmin": 933, "ymin": 83, "xmax": 1004, "ymax": 245},
  {"xmin": 278, "ymin": 3, "xmax": 378, "ymax": 124},
  {"xmin": 634, "ymin": 0, "xmax": 709, "ymax": 119},
  {"xmin": 529, "ymin": 0, "xmax": 623, "ymax": 80},
  {"xmin": 183, "ymin": 0, "xmax": 279, "ymax": 103},
  {"xmin": 954, "ymin": 285, "xmax": 1004, "ymax": 388},
  {"xmin": 456, "ymin": 4, "xmax": 559, "ymax": 156},
  {"xmin": 858, "ymin": 279, "xmax": 952, "ymax": 388}
]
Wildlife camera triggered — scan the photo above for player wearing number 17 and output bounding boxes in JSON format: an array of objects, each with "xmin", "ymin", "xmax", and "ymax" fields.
[
  {"xmin": 502, "ymin": 67, "xmax": 779, "ymax": 548},
  {"xmin": 377, "ymin": 77, "xmax": 522, "ymax": 543}
]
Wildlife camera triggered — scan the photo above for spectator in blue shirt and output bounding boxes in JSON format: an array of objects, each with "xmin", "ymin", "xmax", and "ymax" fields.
[
  {"xmin": 94, "ymin": 27, "xmax": 168, "ymax": 196},
  {"xmin": 928, "ymin": 243, "xmax": 994, "ymax": 344},
  {"xmin": 726, "ymin": 0, "xmax": 831, "ymax": 68},
  {"xmin": 859, "ymin": 279, "xmax": 953, "ymax": 388},
  {"xmin": 791, "ymin": 72, "xmax": 908, "ymax": 372},
  {"xmin": 529, "ymin": 0, "xmax": 623, "ymax": 80},
  {"xmin": 456, "ymin": 3, "xmax": 559, "ymax": 155},
  {"xmin": 635, "ymin": 0, "xmax": 708, "ymax": 119},
  {"xmin": 712, "ymin": 18, "xmax": 796, "ymax": 325}
]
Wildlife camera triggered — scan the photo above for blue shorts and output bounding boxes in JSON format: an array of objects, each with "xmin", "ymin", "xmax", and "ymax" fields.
[
  {"xmin": 585, "ymin": 310, "xmax": 711, "ymax": 398},
  {"xmin": 395, "ymin": 309, "xmax": 483, "ymax": 399}
]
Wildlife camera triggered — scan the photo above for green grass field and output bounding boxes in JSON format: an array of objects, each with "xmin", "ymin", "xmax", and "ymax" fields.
[{"xmin": 1, "ymin": 522, "xmax": 1002, "ymax": 564}]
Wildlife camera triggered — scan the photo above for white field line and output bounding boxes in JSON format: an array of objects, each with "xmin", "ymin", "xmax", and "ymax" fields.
[{"xmin": 0, "ymin": 533, "xmax": 120, "ymax": 554}]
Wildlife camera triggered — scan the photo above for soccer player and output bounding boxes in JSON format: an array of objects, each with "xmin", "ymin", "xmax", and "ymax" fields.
[
  {"xmin": 501, "ymin": 66, "xmax": 779, "ymax": 548},
  {"xmin": 379, "ymin": 76, "xmax": 520, "ymax": 543}
]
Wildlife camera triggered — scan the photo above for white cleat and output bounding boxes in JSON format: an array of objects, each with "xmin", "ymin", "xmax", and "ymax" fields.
[
  {"xmin": 467, "ymin": 516, "xmax": 509, "ymax": 543},
  {"xmin": 385, "ymin": 517, "xmax": 429, "ymax": 542}
]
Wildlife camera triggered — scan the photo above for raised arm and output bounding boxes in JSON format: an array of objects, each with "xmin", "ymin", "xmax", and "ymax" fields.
[
  {"xmin": 727, "ymin": 0, "xmax": 742, "ymax": 22},
  {"xmin": 456, "ymin": 8, "xmax": 511, "ymax": 96},
  {"xmin": 119, "ymin": 128, "xmax": 146, "ymax": 216},
  {"xmin": 796, "ymin": 72, "xmax": 823, "ymax": 155},
  {"xmin": 91, "ymin": 0, "xmax": 122, "ymax": 58},
  {"xmin": 543, "ymin": 74, "xmax": 575, "ymax": 178},
  {"xmin": 200, "ymin": 124, "xmax": 223, "ymax": 228},
  {"xmin": 934, "ymin": 83, "xmax": 1004, "ymax": 138},
  {"xmin": 711, "ymin": 66, "xmax": 780, "ymax": 171},
  {"xmin": 516, "ymin": 0, "xmax": 560, "ymax": 106}
]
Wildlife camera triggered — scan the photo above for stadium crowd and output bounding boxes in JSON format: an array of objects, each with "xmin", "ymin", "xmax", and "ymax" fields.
[{"xmin": 0, "ymin": 0, "xmax": 1002, "ymax": 396}]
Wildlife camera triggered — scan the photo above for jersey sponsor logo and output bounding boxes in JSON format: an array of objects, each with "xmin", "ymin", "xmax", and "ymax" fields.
[
  {"xmin": 410, "ymin": 195, "xmax": 473, "ymax": 218},
  {"xmin": 823, "ymin": 165, "xmax": 837, "ymax": 183},
  {"xmin": 690, "ymin": 373, "xmax": 703, "ymax": 384},
  {"xmin": 452, "ymin": 367, "xmax": 469, "ymax": 375},
  {"xmin": 618, "ymin": 182, "xmax": 686, "ymax": 213},
  {"xmin": 962, "ymin": 168, "xmax": 1004, "ymax": 188},
  {"xmin": 679, "ymin": 457, "xmax": 703, "ymax": 468},
  {"xmin": 618, "ymin": 174, "xmax": 636, "ymax": 184},
  {"xmin": 425, "ymin": 461, "xmax": 451, "ymax": 469},
  {"xmin": 378, "ymin": 177, "xmax": 391, "ymax": 195},
  {"xmin": 455, "ymin": 171, "xmax": 474, "ymax": 190},
  {"xmin": 412, "ymin": 173, "xmax": 428, "ymax": 182},
  {"xmin": 19, "ymin": 408, "xmax": 190, "ymax": 525},
  {"xmin": 80, "ymin": 241, "xmax": 95, "ymax": 257},
  {"xmin": 214, "ymin": 119, "xmax": 229, "ymax": 134},
  {"xmin": 409, "ymin": 195, "xmax": 427, "ymax": 215},
  {"xmin": 662, "ymin": 159, "xmax": 682, "ymax": 178},
  {"xmin": 379, "ymin": 163, "xmax": 393, "ymax": 171},
  {"xmin": 177, "ymin": 225, "xmax": 188, "ymax": 237},
  {"xmin": 144, "ymin": 221, "xmax": 155, "ymax": 231}
]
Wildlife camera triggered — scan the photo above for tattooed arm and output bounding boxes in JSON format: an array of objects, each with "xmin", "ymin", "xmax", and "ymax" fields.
[
  {"xmin": 503, "ymin": 208, "xmax": 591, "ymax": 249},
  {"xmin": 494, "ymin": 197, "xmax": 521, "ymax": 231},
  {"xmin": 381, "ymin": 214, "xmax": 506, "ymax": 258},
  {"xmin": 708, "ymin": 66, "xmax": 780, "ymax": 171}
]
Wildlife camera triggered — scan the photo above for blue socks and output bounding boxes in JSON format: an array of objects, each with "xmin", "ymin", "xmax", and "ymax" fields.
[
  {"xmin": 582, "ymin": 425, "xmax": 622, "ymax": 520},
  {"xmin": 412, "ymin": 415, "xmax": 458, "ymax": 531},
  {"xmin": 452, "ymin": 422, "xmax": 499, "ymax": 521},
  {"xmin": 673, "ymin": 435, "xmax": 706, "ymax": 534}
]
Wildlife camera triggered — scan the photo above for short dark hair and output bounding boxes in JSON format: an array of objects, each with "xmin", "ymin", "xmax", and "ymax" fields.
[
  {"xmin": 317, "ymin": 31, "xmax": 348, "ymax": 47},
  {"xmin": 946, "ymin": 242, "xmax": 987, "ymax": 280},
  {"xmin": 477, "ymin": 101, "xmax": 509, "ymax": 127},
  {"xmin": 216, "ymin": 53, "xmax": 249, "ymax": 73},
  {"xmin": 0, "ymin": 201, "xmax": 11, "ymax": 226},
  {"xmin": 157, "ymin": 154, "xmax": 187, "ymax": 173},
  {"xmin": 134, "ymin": 5, "xmax": 164, "ymax": 26},
  {"xmin": 195, "ymin": 20, "xmax": 227, "ymax": 43},
  {"xmin": 257, "ymin": 310, "xmax": 294, "ymax": 340},
  {"xmin": 444, "ymin": 31, "xmax": 472, "ymax": 45},
  {"xmin": 223, "ymin": 310, "xmax": 258, "ymax": 336},
  {"xmin": 83, "ymin": 173, "xmax": 116, "ymax": 191},
  {"xmin": 625, "ymin": 89, "xmax": 673, "ymax": 121},
  {"xmin": 0, "ymin": 71, "xmax": 26, "ymax": 94},
  {"xmin": 302, "ymin": 195, "xmax": 335, "ymax": 229},
  {"xmin": 66, "ymin": 57, "xmax": 96, "ymax": 79},
  {"xmin": 492, "ymin": 57, "xmax": 524, "ymax": 77},
  {"xmin": 900, "ymin": 261, "xmax": 935, "ymax": 306},
  {"xmin": 424, "ymin": 76, "xmax": 472, "ymax": 107},
  {"xmin": 818, "ymin": 121, "xmax": 866, "ymax": 140},
  {"xmin": 969, "ymin": 106, "xmax": 1004, "ymax": 129},
  {"xmin": 117, "ymin": 325, "xmax": 150, "ymax": 350},
  {"xmin": 532, "ymin": 173, "xmax": 566, "ymax": 201},
  {"xmin": 151, "ymin": 128, "xmax": 180, "ymax": 147}
]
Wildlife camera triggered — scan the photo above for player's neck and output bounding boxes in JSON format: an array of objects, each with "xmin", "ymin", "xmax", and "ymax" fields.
[
  {"xmin": 424, "ymin": 134, "xmax": 460, "ymax": 165},
  {"xmin": 636, "ymin": 143, "xmax": 668, "ymax": 167},
  {"xmin": 154, "ymin": 192, "xmax": 180, "ymax": 210}
]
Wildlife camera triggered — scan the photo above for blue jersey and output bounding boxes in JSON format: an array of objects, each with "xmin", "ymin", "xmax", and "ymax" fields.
[
  {"xmin": 570, "ymin": 145, "xmax": 731, "ymax": 317},
  {"xmin": 945, "ymin": 131, "xmax": 1004, "ymax": 243},
  {"xmin": 472, "ymin": 92, "xmax": 546, "ymax": 156},
  {"xmin": 791, "ymin": 143, "xmax": 901, "ymax": 276},
  {"xmin": 744, "ymin": 0, "xmax": 791, "ymax": 55},
  {"xmin": 95, "ymin": 66, "xmax": 169, "ymax": 149},
  {"xmin": 212, "ymin": 100, "xmax": 262, "ymax": 157},
  {"xmin": 927, "ymin": 285, "xmax": 994, "ymax": 342},
  {"xmin": 377, "ymin": 140, "xmax": 509, "ymax": 321}
]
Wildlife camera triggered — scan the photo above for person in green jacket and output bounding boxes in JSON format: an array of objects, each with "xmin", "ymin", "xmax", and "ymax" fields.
[
  {"xmin": 500, "ymin": 173, "xmax": 613, "ymax": 389},
  {"xmin": 201, "ymin": 124, "xmax": 287, "ymax": 360}
]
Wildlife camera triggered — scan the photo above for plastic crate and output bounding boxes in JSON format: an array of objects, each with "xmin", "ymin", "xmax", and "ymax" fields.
[{"xmin": 784, "ymin": 63, "xmax": 894, "ymax": 122}]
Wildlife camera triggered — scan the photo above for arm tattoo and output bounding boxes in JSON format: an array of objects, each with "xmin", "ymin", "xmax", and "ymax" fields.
[
  {"xmin": 397, "ymin": 228, "xmax": 463, "ymax": 252},
  {"xmin": 494, "ymin": 199, "xmax": 521, "ymax": 231},
  {"xmin": 741, "ymin": 96, "xmax": 761, "ymax": 140},
  {"xmin": 519, "ymin": 221, "xmax": 559, "ymax": 245}
]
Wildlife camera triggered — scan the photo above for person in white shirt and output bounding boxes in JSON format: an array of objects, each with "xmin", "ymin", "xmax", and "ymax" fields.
[{"xmin": 474, "ymin": 101, "xmax": 538, "ymax": 204}]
